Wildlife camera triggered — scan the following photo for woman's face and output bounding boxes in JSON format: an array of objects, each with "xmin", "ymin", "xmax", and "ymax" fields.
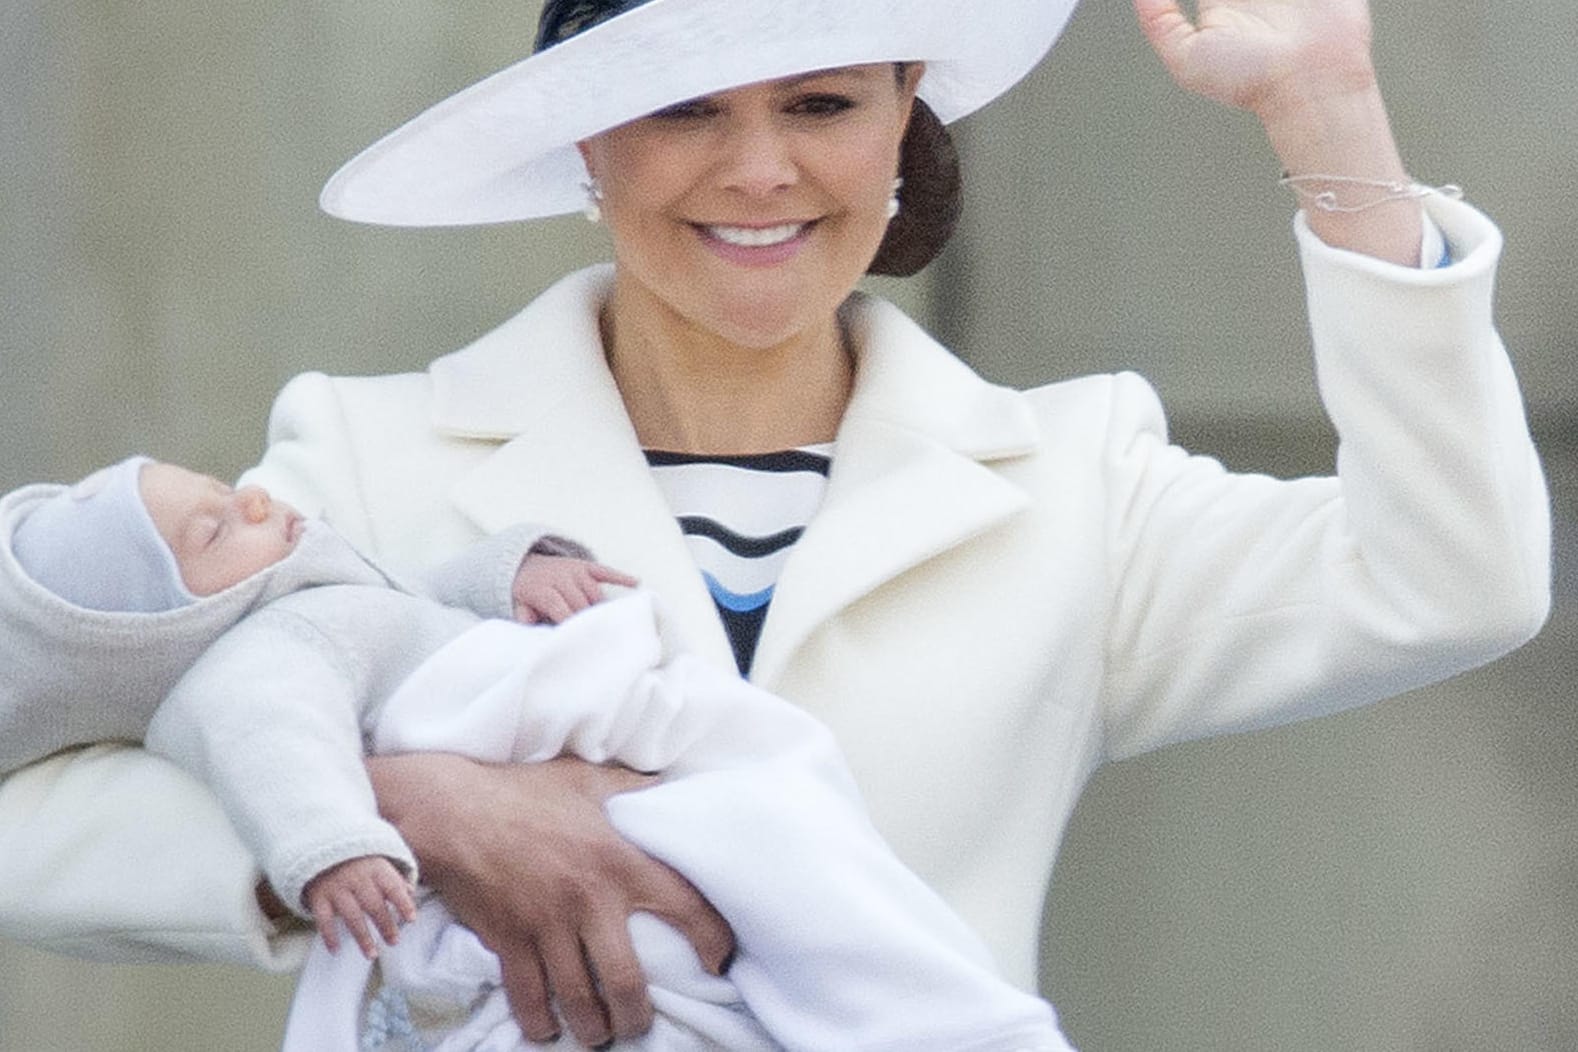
[{"xmin": 578, "ymin": 63, "xmax": 921, "ymax": 351}]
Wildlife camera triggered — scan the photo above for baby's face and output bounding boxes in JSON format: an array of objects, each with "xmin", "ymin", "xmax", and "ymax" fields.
[{"xmin": 139, "ymin": 463, "xmax": 305, "ymax": 596}]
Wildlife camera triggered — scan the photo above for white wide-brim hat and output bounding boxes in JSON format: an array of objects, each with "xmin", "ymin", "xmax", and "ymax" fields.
[{"xmin": 320, "ymin": 0, "xmax": 1081, "ymax": 228}]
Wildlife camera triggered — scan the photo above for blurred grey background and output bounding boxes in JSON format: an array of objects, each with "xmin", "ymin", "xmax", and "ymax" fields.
[{"xmin": 2, "ymin": 1, "xmax": 1575, "ymax": 1049}]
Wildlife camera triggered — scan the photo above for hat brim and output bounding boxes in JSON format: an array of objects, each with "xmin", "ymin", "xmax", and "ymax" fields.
[{"xmin": 319, "ymin": 0, "xmax": 1080, "ymax": 227}]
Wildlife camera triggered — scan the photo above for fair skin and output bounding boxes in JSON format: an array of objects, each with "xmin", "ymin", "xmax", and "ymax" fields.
[
  {"xmin": 580, "ymin": 62, "xmax": 922, "ymax": 454},
  {"xmin": 371, "ymin": 3, "xmax": 1427, "ymax": 1045},
  {"xmin": 142, "ymin": 462, "xmax": 638, "ymax": 960},
  {"xmin": 138, "ymin": 462, "xmax": 305, "ymax": 597}
]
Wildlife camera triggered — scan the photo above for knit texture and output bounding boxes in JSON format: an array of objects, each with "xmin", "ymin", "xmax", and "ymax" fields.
[{"xmin": 0, "ymin": 485, "xmax": 390, "ymax": 775}]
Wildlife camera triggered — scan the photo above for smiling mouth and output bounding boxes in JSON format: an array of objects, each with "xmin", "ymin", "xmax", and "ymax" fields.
[{"xmin": 699, "ymin": 222, "xmax": 812, "ymax": 247}]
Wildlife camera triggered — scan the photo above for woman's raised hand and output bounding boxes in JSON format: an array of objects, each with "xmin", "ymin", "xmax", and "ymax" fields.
[
  {"xmin": 1132, "ymin": 0, "xmax": 1378, "ymax": 119},
  {"xmin": 367, "ymin": 752, "xmax": 735, "ymax": 1048},
  {"xmin": 1133, "ymin": 0, "xmax": 1423, "ymax": 265}
]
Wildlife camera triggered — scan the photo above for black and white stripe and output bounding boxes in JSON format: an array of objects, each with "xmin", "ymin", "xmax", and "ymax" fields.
[{"xmin": 646, "ymin": 446, "xmax": 831, "ymax": 673}]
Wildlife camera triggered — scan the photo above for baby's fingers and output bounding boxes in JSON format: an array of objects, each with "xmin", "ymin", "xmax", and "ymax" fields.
[
  {"xmin": 372, "ymin": 869, "xmax": 419, "ymax": 939},
  {"xmin": 334, "ymin": 888, "xmax": 381, "ymax": 960},
  {"xmin": 586, "ymin": 562, "xmax": 639, "ymax": 589},
  {"xmin": 310, "ymin": 894, "xmax": 343, "ymax": 955}
]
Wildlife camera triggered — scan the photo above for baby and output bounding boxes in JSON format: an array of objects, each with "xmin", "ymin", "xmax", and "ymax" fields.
[
  {"xmin": 1, "ymin": 456, "xmax": 1074, "ymax": 1052},
  {"xmin": 138, "ymin": 459, "xmax": 637, "ymax": 956},
  {"xmin": 7, "ymin": 457, "xmax": 630, "ymax": 954}
]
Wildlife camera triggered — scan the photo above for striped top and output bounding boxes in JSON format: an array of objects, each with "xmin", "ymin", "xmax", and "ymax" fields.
[{"xmin": 645, "ymin": 446, "xmax": 832, "ymax": 674}]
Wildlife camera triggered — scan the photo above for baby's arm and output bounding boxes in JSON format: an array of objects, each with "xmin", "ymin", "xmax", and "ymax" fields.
[
  {"xmin": 422, "ymin": 521, "xmax": 637, "ymax": 624},
  {"xmin": 144, "ymin": 589, "xmax": 421, "ymax": 922},
  {"xmin": 302, "ymin": 854, "xmax": 416, "ymax": 959}
]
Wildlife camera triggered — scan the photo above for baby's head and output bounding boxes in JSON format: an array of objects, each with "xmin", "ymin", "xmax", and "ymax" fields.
[{"xmin": 12, "ymin": 457, "xmax": 304, "ymax": 611}]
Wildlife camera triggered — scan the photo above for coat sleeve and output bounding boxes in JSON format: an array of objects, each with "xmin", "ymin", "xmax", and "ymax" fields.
[
  {"xmin": 0, "ymin": 743, "xmax": 309, "ymax": 968},
  {"xmin": 1097, "ymin": 195, "xmax": 1551, "ymax": 760}
]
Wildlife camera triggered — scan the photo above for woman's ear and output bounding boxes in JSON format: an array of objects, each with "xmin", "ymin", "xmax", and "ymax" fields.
[{"xmin": 575, "ymin": 139, "xmax": 596, "ymax": 177}]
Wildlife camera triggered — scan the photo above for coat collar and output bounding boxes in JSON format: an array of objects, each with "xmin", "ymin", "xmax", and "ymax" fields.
[{"xmin": 430, "ymin": 265, "xmax": 1039, "ymax": 684}]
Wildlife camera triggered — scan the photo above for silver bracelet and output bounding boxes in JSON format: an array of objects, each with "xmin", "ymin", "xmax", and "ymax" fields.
[{"xmin": 1279, "ymin": 172, "xmax": 1464, "ymax": 214}]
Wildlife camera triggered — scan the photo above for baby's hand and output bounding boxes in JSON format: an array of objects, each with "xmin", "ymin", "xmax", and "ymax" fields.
[
  {"xmin": 303, "ymin": 855, "xmax": 417, "ymax": 959},
  {"xmin": 512, "ymin": 552, "xmax": 638, "ymax": 624}
]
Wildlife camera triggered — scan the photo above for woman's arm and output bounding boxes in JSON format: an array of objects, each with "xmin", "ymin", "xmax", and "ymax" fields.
[
  {"xmin": 0, "ymin": 743, "xmax": 308, "ymax": 969},
  {"xmin": 367, "ymin": 753, "xmax": 733, "ymax": 1048},
  {"xmin": 1084, "ymin": 1, "xmax": 1551, "ymax": 757},
  {"xmin": 1134, "ymin": 0, "xmax": 1423, "ymax": 264}
]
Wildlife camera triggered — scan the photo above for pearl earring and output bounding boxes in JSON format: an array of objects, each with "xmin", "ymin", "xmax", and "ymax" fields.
[
  {"xmin": 581, "ymin": 178, "xmax": 604, "ymax": 223},
  {"xmin": 886, "ymin": 177, "xmax": 903, "ymax": 220}
]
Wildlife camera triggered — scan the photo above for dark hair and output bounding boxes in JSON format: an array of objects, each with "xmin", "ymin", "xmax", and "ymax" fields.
[
  {"xmin": 535, "ymin": 0, "xmax": 645, "ymax": 51},
  {"xmin": 867, "ymin": 97, "xmax": 961, "ymax": 277},
  {"xmin": 537, "ymin": 2, "xmax": 963, "ymax": 277}
]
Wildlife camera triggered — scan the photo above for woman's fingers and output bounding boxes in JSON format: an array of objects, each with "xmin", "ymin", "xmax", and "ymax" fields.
[
  {"xmin": 496, "ymin": 940, "xmax": 562, "ymax": 1045},
  {"xmin": 1132, "ymin": 0, "xmax": 1195, "ymax": 63},
  {"xmin": 630, "ymin": 855, "xmax": 735, "ymax": 977},
  {"xmin": 580, "ymin": 910, "xmax": 656, "ymax": 1038},
  {"xmin": 539, "ymin": 931, "xmax": 613, "ymax": 1048},
  {"xmin": 1132, "ymin": 0, "xmax": 1379, "ymax": 115},
  {"xmin": 372, "ymin": 756, "xmax": 733, "ymax": 1041}
]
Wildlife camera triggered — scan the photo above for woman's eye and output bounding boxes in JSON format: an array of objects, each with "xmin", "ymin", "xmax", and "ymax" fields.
[
  {"xmin": 650, "ymin": 99, "xmax": 717, "ymax": 121},
  {"xmin": 789, "ymin": 94, "xmax": 855, "ymax": 117}
]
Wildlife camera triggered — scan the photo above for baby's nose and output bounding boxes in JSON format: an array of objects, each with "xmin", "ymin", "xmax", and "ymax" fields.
[{"xmin": 235, "ymin": 486, "xmax": 271, "ymax": 524}]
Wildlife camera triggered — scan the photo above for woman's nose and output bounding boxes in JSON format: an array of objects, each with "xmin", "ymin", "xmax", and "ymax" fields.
[
  {"xmin": 719, "ymin": 119, "xmax": 798, "ymax": 198},
  {"xmin": 233, "ymin": 486, "xmax": 271, "ymax": 524}
]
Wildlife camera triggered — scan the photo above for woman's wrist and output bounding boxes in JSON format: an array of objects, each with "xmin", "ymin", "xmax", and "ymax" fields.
[{"xmin": 1257, "ymin": 80, "xmax": 1422, "ymax": 265}]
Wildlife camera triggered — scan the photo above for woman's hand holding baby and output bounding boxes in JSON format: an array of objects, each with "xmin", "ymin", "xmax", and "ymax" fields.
[{"xmin": 302, "ymin": 855, "xmax": 417, "ymax": 959}]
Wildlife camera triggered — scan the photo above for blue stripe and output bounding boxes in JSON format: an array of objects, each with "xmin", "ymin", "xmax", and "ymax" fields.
[{"xmin": 704, "ymin": 573, "xmax": 774, "ymax": 613}]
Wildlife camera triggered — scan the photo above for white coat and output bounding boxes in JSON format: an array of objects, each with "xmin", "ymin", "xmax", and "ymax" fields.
[{"xmin": 0, "ymin": 195, "xmax": 1550, "ymax": 993}]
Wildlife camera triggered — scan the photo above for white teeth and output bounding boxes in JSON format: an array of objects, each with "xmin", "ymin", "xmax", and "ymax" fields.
[{"xmin": 706, "ymin": 223, "xmax": 805, "ymax": 247}]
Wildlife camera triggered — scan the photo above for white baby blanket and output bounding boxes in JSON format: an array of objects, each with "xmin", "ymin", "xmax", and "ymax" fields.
[{"xmin": 281, "ymin": 591, "xmax": 1071, "ymax": 1051}]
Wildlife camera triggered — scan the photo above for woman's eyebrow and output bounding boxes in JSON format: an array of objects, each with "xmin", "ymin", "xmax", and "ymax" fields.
[{"xmin": 778, "ymin": 68, "xmax": 877, "ymax": 89}]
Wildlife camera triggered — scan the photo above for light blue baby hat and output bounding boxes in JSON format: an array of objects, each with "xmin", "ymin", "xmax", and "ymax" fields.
[{"xmin": 10, "ymin": 455, "xmax": 195, "ymax": 612}]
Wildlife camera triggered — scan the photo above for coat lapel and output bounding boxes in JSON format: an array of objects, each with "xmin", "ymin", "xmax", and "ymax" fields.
[
  {"xmin": 427, "ymin": 269, "xmax": 1041, "ymax": 685},
  {"xmin": 433, "ymin": 267, "xmax": 734, "ymax": 668},
  {"xmin": 750, "ymin": 296, "xmax": 1039, "ymax": 687}
]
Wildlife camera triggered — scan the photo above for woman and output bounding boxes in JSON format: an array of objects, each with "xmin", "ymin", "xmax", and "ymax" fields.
[{"xmin": 0, "ymin": 0, "xmax": 1550, "ymax": 1048}]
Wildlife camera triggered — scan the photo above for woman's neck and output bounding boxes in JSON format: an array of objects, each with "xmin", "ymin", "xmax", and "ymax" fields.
[{"xmin": 601, "ymin": 281, "xmax": 854, "ymax": 456}]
